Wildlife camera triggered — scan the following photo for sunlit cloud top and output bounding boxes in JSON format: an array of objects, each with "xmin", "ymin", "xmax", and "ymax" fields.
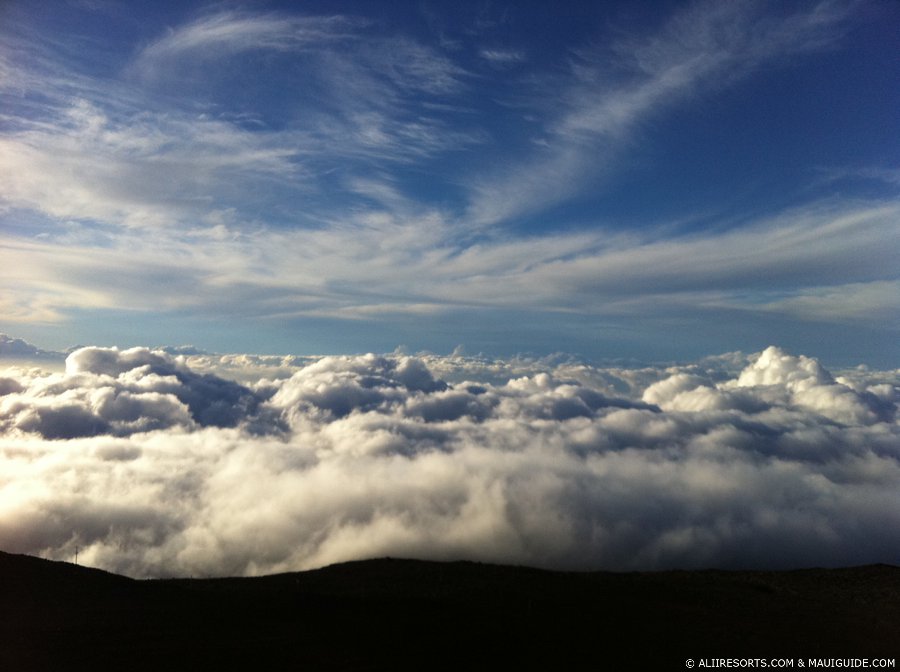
[{"xmin": 1, "ymin": 341, "xmax": 898, "ymax": 576}]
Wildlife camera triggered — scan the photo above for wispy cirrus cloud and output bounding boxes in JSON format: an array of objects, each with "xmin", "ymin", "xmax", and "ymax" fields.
[
  {"xmin": 478, "ymin": 48, "xmax": 527, "ymax": 66},
  {"xmin": 133, "ymin": 9, "xmax": 469, "ymax": 114},
  {"xmin": 0, "ymin": 8, "xmax": 477, "ymax": 233},
  {"xmin": 135, "ymin": 11, "xmax": 359, "ymax": 64},
  {"xmin": 756, "ymin": 280, "xmax": 900, "ymax": 327},
  {"xmin": 0, "ymin": 99, "xmax": 305, "ymax": 229},
  {"xmin": 1, "ymin": 1, "xmax": 895, "ymax": 363},
  {"xmin": 3, "ymin": 195, "xmax": 896, "ymax": 333},
  {"xmin": 466, "ymin": 0, "xmax": 854, "ymax": 226},
  {"xmin": 814, "ymin": 165, "xmax": 900, "ymax": 189}
]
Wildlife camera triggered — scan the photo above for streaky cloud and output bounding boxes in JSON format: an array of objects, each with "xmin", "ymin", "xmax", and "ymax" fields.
[
  {"xmin": 4, "ymin": 198, "xmax": 896, "ymax": 335},
  {"xmin": 135, "ymin": 11, "xmax": 361, "ymax": 66},
  {"xmin": 467, "ymin": 0, "xmax": 854, "ymax": 226}
]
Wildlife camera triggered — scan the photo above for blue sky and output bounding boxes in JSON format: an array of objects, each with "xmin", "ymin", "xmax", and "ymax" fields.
[{"xmin": 1, "ymin": 0, "xmax": 898, "ymax": 365}]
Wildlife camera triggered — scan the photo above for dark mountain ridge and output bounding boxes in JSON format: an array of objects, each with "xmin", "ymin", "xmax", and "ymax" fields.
[{"xmin": 2, "ymin": 551, "xmax": 898, "ymax": 670}]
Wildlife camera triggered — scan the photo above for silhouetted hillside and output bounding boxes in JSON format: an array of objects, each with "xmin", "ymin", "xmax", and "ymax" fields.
[{"xmin": 2, "ymin": 551, "xmax": 898, "ymax": 670}]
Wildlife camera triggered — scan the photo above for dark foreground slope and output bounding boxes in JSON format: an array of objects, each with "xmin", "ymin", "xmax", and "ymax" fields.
[{"xmin": 2, "ymin": 552, "xmax": 898, "ymax": 671}]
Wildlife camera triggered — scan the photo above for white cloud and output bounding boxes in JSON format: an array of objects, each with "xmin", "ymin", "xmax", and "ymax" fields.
[
  {"xmin": 0, "ymin": 333, "xmax": 64, "ymax": 360},
  {"xmin": 1, "ymin": 346, "xmax": 272, "ymax": 439},
  {"xmin": 0, "ymin": 344, "xmax": 897, "ymax": 577},
  {"xmin": 3, "ymin": 196, "xmax": 896, "ymax": 333},
  {"xmin": 134, "ymin": 12, "xmax": 360, "ymax": 67},
  {"xmin": 0, "ymin": 8, "xmax": 478, "ymax": 239},
  {"xmin": 756, "ymin": 280, "xmax": 900, "ymax": 327},
  {"xmin": 2, "ymin": 2, "xmax": 889, "ymax": 341},
  {"xmin": 0, "ymin": 100, "xmax": 304, "ymax": 229},
  {"xmin": 479, "ymin": 49, "xmax": 527, "ymax": 66},
  {"xmin": 466, "ymin": 0, "xmax": 853, "ymax": 226}
]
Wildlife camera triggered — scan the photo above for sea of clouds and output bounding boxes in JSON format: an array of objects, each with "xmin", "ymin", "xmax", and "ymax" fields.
[{"xmin": 1, "ymin": 342, "xmax": 898, "ymax": 578}]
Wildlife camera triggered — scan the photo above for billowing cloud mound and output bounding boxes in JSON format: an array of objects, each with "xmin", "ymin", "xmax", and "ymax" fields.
[
  {"xmin": 1, "ymin": 346, "xmax": 267, "ymax": 439},
  {"xmin": 0, "ymin": 333, "xmax": 64, "ymax": 360},
  {"xmin": 1, "ymin": 346, "xmax": 898, "ymax": 577}
]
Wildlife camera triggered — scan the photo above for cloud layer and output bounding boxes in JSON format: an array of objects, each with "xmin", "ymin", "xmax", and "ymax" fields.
[{"xmin": 1, "ymin": 345, "xmax": 897, "ymax": 577}]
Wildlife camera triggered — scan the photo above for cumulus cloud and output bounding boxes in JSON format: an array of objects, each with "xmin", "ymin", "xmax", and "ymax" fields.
[
  {"xmin": 0, "ymin": 333, "xmax": 64, "ymax": 360},
  {"xmin": 1, "ymin": 346, "xmax": 269, "ymax": 439},
  {"xmin": 0, "ymin": 344, "xmax": 898, "ymax": 578}
]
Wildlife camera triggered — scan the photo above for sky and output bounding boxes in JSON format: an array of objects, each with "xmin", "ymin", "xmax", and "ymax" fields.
[{"xmin": 0, "ymin": 0, "xmax": 898, "ymax": 366}]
